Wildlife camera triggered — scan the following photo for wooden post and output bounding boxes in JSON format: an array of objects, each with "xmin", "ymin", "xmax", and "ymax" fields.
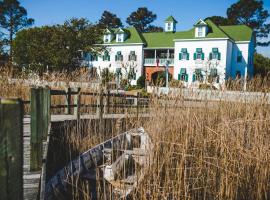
[
  {"xmin": 136, "ymin": 92, "xmax": 139, "ymax": 121},
  {"xmin": 42, "ymin": 87, "xmax": 51, "ymax": 140},
  {"xmin": 30, "ymin": 88, "xmax": 43, "ymax": 171},
  {"xmin": 97, "ymin": 85, "xmax": 104, "ymax": 134},
  {"xmin": 0, "ymin": 98, "xmax": 23, "ymax": 200},
  {"xmin": 74, "ymin": 87, "xmax": 81, "ymax": 120},
  {"xmin": 105, "ymin": 90, "xmax": 110, "ymax": 114},
  {"xmin": 65, "ymin": 87, "xmax": 71, "ymax": 115}
]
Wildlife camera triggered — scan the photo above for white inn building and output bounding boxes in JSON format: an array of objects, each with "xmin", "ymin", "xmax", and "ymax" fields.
[{"xmin": 85, "ymin": 16, "xmax": 255, "ymax": 87}]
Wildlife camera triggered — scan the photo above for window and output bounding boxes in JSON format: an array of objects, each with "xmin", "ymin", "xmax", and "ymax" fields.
[
  {"xmin": 115, "ymin": 51, "xmax": 123, "ymax": 61},
  {"xmin": 103, "ymin": 51, "xmax": 110, "ymax": 61},
  {"xmin": 198, "ymin": 27, "xmax": 203, "ymax": 37},
  {"xmin": 90, "ymin": 54, "xmax": 98, "ymax": 61},
  {"xmin": 193, "ymin": 69, "xmax": 203, "ymax": 82},
  {"xmin": 237, "ymin": 51, "xmax": 242, "ymax": 63},
  {"xmin": 179, "ymin": 48, "xmax": 189, "ymax": 60},
  {"xmin": 118, "ymin": 37, "xmax": 122, "ymax": 42},
  {"xmin": 178, "ymin": 68, "xmax": 188, "ymax": 82},
  {"xmin": 128, "ymin": 51, "xmax": 137, "ymax": 61},
  {"xmin": 128, "ymin": 68, "xmax": 136, "ymax": 80},
  {"xmin": 167, "ymin": 22, "xmax": 171, "ymax": 30},
  {"xmin": 210, "ymin": 48, "xmax": 221, "ymax": 60},
  {"xmin": 194, "ymin": 48, "xmax": 204, "ymax": 60}
]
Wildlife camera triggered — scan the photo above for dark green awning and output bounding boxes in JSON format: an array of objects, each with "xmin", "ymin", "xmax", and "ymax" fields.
[
  {"xmin": 181, "ymin": 48, "xmax": 187, "ymax": 53},
  {"xmin": 196, "ymin": 48, "xmax": 202, "ymax": 53}
]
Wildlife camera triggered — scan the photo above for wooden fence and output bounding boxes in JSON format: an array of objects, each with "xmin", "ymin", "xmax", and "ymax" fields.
[{"xmin": 0, "ymin": 86, "xmax": 150, "ymax": 200}]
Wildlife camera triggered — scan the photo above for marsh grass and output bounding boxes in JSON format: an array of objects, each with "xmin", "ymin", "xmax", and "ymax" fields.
[{"xmin": 1, "ymin": 67, "xmax": 270, "ymax": 199}]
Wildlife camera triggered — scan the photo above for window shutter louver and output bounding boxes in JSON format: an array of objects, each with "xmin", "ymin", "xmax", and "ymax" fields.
[
  {"xmin": 178, "ymin": 74, "xmax": 181, "ymax": 80},
  {"xmin": 187, "ymin": 53, "xmax": 189, "ymax": 60},
  {"xmin": 179, "ymin": 53, "xmax": 182, "ymax": 60},
  {"xmin": 202, "ymin": 53, "xmax": 204, "ymax": 60},
  {"xmin": 218, "ymin": 52, "xmax": 221, "ymax": 60},
  {"xmin": 194, "ymin": 53, "xmax": 196, "ymax": 60},
  {"xmin": 185, "ymin": 74, "xmax": 188, "ymax": 82}
]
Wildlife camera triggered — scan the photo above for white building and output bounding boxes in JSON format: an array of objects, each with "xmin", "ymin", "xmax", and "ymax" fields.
[{"xmin": 86, "ymin": 16, "xmax": 254, "ymax": 88}]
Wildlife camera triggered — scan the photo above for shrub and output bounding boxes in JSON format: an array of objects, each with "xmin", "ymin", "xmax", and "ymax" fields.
[{"xmin": 136, "ymin": 75, "xmax": 146, "ymax": 89}]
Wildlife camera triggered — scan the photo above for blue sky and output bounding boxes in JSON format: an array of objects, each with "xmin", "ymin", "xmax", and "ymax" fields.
[{"xmin": 20, "ymin": 0, "xmax": 270, "ymax": 57}]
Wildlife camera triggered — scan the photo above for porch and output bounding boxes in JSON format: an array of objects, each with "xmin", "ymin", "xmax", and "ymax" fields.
[{"xmin": 144, "ymin": 49, "xmax": 174, "ymax": 66}]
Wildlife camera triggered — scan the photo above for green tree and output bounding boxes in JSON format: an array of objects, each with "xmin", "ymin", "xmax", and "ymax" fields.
[
  {"xmin": 254, "ymin": 53, "xmax": 270, "ymax": 76},
  {"xmin": 13, "ymin": 18, "xmax": 103, "ymax": 72},
  {"xmin": 0, "ymin": 0, "xmax": 34, "ymax": 61},
  {"xmin": 126, "ymin": 7, "xmax": 160, "ymax": 32},
  {"xmin": 206, "ymin": 0, "xmax": 270, "ymax": 46},
  {"xmin": 146, "ymin": 25, "xmax": 163, "ymax": 32},
  {"xmin": 205, "ymin": 16, "xmax": 232, "ymax": 26},
  {"xmin": 98, "ymin": 11, "xmax": 123, "ymax": 29}
]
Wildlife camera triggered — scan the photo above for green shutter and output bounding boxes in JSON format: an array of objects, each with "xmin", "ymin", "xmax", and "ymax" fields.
[
  {"xmin": 192, "ymin": 74, "xmax": 196, "ymax": 82},
  {"xmin": 102, "ymin": 56, "xmax": 105, "ymax": 61},
  {"xmin": 115, "ymin": 55, "xmax": 117, "ymax": 61},
  {"xmin": 187, "ymin": 53, "xmax": 189, "ymax": 60},
  {"xmin": 108, "ymin": 56, "xmax": 110, "ymax": 61},
  {"xmin": 209, "ymin": 53, "xmax": 212, "ymax": 60},
  {"xmin": 218, "ymin": 52, "xmax": 221, "ymax": 60},
  {"xmin": 193, "ymin": 53, "xmax": 197, "ymax": 60},
  {"xmin": 185, "ymin": 74, "xmax": 188, "ymax": 82},
  {"xmin": 202, "ymin": 53, "xmax": 204, "ymax": 60},
  {"xmin": 96, "ymin": 56, "xmax": 98, "ymax": 61},
  {"xmin": 179, "ymin": 53, "xmax": 182, "ymax": 60},
  {"xmin": 178, "ymin": 74, "xmax": 181, "ymax": 80}
]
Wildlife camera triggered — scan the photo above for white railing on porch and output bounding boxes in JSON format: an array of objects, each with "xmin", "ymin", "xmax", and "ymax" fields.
[{"xmin": 144, "ymin": 58, "xmax": 174, "ymax": 66}]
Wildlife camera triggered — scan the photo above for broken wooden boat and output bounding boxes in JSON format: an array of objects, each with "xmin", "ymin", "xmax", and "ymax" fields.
[{"xmin": 45, "ymin": 127, "xmax": 152, "ymax": 200}]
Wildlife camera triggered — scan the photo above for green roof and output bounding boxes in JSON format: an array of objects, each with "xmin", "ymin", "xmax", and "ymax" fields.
[
  {"xmin": 105, "ymin": 27, "xmax": 145, "ymax": 44},
  {"xmin": 219, "ymin": 25, "xmax": 253, "ymax": 41},
  {"xmin": 102, "ymin": 19, "xmax": 253, "ymax": 47},
  {"xmin": 165, "ymin": 16, "xmax": 178, "ymax": 23},
  {"xmin": 142, "ymin": 19, "xmax": 252, "ymax": 48}
]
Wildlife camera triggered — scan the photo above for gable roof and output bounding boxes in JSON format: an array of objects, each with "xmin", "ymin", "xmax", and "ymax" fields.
[
  {"xmin": 194, "ymin": 19, "xmax": 207, "ymax": 26},
  {"xmin": 165, "ymin": 16, "xmax": 178, "ymax": 23},
  {"xmin": 114, "ymin": 28, "xmax": 125, "ymax": 34}
]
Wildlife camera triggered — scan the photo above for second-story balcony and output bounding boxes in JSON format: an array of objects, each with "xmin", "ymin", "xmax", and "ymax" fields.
[
  {"xmin": 144, "ymin": 49, "xmax": 174, "ymax": 66},
  {"xmin": 144, "ymin": 58, "xmax": 174, "ymax": 66}
]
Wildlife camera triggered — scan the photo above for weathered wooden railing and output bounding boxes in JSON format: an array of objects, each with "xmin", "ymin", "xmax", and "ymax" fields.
[{"xmin": 0, "ymin": 86, "xmax": 150, "ymax": 200}]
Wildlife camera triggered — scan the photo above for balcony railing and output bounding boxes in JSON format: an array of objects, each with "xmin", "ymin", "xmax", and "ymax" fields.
[{"xmin": 144, "ymin": 58, "xmax": 174, "ymax": 66}]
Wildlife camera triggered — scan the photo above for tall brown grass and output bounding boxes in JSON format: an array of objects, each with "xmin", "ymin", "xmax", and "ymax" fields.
[{"xmin": 1, "ymin": 67, "xmax": 270, "ymax": 199}]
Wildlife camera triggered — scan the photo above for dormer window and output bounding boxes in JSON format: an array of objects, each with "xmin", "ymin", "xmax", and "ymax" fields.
[
  {"xmin": 198, "ymin": 27, "xmax": 203, "ymax": 37},
  {"xmin": 194, "ymin": 19, "xmax": 208, "ymax": 38},
  {"xmin": 164, "ymin": 16, "xmax": 177, "ymax": 32},
  {"xmin": 115, "ymin": 28, "xmax": 126, "ymax": 43},
  {"xmin": 103, "ymin": 28, "xmax": 115, "ymax": 43}
]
